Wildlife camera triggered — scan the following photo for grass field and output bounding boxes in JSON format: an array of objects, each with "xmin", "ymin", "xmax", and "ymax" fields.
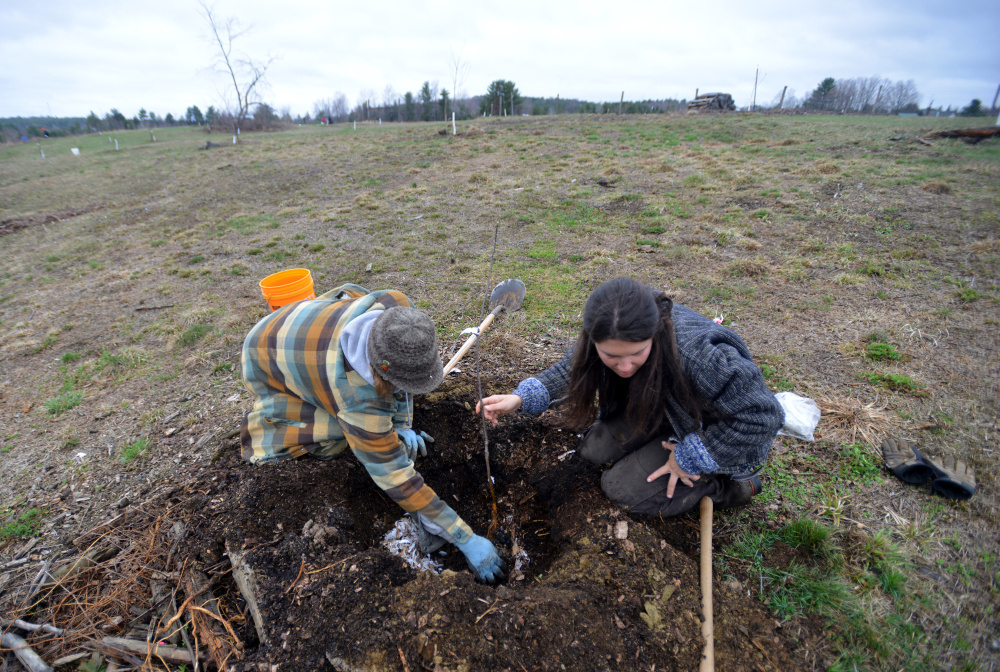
[{"xmin": 1, "ymin": 113, "xmax": 998, "ymax": 669}]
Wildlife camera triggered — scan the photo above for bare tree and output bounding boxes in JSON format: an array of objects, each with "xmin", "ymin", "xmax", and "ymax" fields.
[
  {"xmin": 331, "ymin": 92, "xmax": 349, "ymax": 122},
  {"xmin": 448, "ymin": 48, "xmax": 469, "ymax": 120},
  {"xmin": 357, "ymin": 88, "xmax": 376, "ymax": 121},
  {"xmin": 885, "ymin": 79, "xmax": 920, "ymax": 113},
  {"xmin": 200, "ymin": 1, "xmax": 275, "ymax": 140},
  {"xmin": 382, "ymin": 85, "xmax": 398, "ymax": 121}
]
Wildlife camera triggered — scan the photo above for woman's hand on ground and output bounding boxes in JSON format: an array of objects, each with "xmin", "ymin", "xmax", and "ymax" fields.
[
  {"xmin": 475, "ymin": 395, "xmax": 523, "ymax": 426},
  {"xmin": 646, "ymin": 441, "xmax": 700, "ymax": 498}
]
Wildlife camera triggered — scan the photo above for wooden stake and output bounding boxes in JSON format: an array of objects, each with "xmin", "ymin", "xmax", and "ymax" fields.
[
  {"xmin": 778, "ymin": 85, "xmax": 787, "ymax": 109},
  {"xmin": 699, "ymin": 497, "xmax": 714, "ymax": 672}
]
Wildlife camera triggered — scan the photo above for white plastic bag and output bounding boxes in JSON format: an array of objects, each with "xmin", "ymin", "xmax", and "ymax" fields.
[{"xmin": 774, "ymin": 391, "xmax": 821, "ymax": 442}]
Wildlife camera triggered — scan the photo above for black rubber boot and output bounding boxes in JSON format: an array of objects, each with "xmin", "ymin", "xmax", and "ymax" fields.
[{"xmin": 712, "ymin": 474, "xmax": 763, "ymax": 510}]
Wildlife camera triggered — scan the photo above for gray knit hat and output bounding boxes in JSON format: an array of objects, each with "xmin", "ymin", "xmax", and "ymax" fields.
[{"xmin": 367, "ymin": 306, "xmax": 444, "ymax": 395}]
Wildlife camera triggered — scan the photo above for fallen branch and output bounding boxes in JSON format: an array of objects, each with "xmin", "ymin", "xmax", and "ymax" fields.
[
  {"xmin": 100, "ymin": 636, "xmax": 196, "ymax": 665},
  {"xmin": 14, "ymin": 537, "xmax": 40, "ymax": 560},
  {"xmin": 0, "ymin": 618, "xmax": 65, "ymax": 635},
  {"xmin": 226, "ymin": 543, "xmax": 267, "ymax": 646},
  {"xmin": 923, "ymin": 127, "xmax": 1000, "ymax": 144},
  {"xmin": 1, "ymin": 631, "xmax": 53, "ymax": 672},
  {"xmin": 0, "ymin": 557, "xmax": 30, "ymax": 571},
  {"xmin": 183, "ymin": 567, "xmax": 237, "ymax": 669}
]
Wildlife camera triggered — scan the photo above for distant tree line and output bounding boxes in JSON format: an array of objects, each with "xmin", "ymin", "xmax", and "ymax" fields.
[
  {"xmin": 5, "ymin": 74, "xmax": 994, "ymax": 144},
  {"xmin": 797, "ymin": 76, "xmax": 921, "ymax": 114},
  {"xmin": 0, "ymin": 116, "xmax": 86, "ymax": 142},
  {"xmin": 310, "ymin": 80, "xmax": 477, "ymax": 125},
  {"xmin": 306, "ymin": 79, "xmax": 689, "ymax": 125}
]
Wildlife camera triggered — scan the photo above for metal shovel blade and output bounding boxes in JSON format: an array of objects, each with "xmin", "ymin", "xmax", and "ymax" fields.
[{"xmin": 489, "ymin": 278, "xmax": 526, "ymax": 313}]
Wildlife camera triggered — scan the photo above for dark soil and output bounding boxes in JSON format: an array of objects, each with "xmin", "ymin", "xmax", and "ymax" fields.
[{"xmin": 179, "ymin": 382, "xmax": 815, "ymax": 672}]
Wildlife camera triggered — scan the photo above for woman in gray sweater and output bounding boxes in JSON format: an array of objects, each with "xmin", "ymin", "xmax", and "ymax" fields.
[{"xmin": 478, "ymin": 277, "xmax": 784, "ymax": 517}]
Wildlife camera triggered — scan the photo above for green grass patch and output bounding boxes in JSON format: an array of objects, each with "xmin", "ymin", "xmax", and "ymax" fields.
[
  {"xmin": 0, "ymin": 508, "xmax": 42, "ymax": 540},
  {"xmin": 722, "ymin": 516, "xmax": 935, "ymax": 671},
  {"xmin": 223, "ymin": 213, "xmax": 281, "ymax": 235},
  {"xmin": 178, "ymin": 324, "xmax": 213, "ymax": 347},
  {"xmin": 865, "ymin": 342, "xmax": 900, "ymax": 361},
  {"xmin": 119, "ymin": 437, "xmax": 151, "ymax": 464},
  {"xmin": 33, "ymin": 335, "xmax": 59, "ymax": 353},
  {"xmin": 759, "ymin": 364, "xmax": 793, "ymax": 392},
  {"xmin": 838, "ymin": 443, "xmax": 883, "ymax": 484},
  {"xmin": 527, "ymin": 241, "xmax": 558, "ymax": 260},
  {"xmin": 97, "ymin": 347, "xmax": 145, "ymax": 373},
  {"xmin": 45, "ymin": 388, "xmax": 84, "ymax": 415},
  {"xmin": 856, "ymin": 371, "xmax": 923, "ymax": 394}
]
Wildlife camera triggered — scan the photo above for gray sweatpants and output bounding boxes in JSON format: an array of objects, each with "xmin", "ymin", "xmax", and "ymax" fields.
[{"xmin": 578, "ymin": 415, "xmax": 755, "ymax": 518}]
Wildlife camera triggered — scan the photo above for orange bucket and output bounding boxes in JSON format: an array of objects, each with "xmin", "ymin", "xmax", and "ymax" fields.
[{"xmin": 259, "ymin": 268, "xmax": 315, "ymax": 311}]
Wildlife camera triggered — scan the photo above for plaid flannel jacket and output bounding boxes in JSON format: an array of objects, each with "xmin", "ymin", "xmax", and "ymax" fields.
[{"xmin": 240, "ymin": 283, "xmax": 473, "ymax": 543}]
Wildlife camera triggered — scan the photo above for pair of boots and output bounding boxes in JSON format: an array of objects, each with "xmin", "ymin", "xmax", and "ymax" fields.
[
  {"xmin": 881, "ymin": 438, "xmax": 976, "ymax": 500},
  {"xmin": 580, "ymin": 416, "xmax": 761, "ymax": 518}
]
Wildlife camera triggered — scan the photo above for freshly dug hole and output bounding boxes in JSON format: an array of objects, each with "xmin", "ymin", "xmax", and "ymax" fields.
[{"xmin": 181, "ymin": 385, "xmax": 808, "ymax": 671}]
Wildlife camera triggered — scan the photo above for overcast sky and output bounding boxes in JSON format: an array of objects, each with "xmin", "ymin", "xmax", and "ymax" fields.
[{"xmin": 2, "ymin": 0, "xmax": 998, "ymax": 119}]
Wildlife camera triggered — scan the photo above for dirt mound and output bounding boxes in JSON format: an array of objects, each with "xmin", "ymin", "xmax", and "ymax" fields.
[
  {"xmin": 178, "ymin": 398, "xmax": 810, "ymax": 671},
  {"xmin": 0, "ymin": 206, "xmax": 98, "ymax": 236}
]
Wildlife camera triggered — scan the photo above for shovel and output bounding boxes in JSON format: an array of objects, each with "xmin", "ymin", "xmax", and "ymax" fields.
[{"xmin": 443, "ymin": 278, "xmax": 525, "ymax": 375}]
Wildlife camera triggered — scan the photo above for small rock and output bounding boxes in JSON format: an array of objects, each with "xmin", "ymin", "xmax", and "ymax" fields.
[
  {"xmin": 614, "ymin": 521, "xmax": 628, "ymax": 540},
  {"xmin": 990, "ymin": 639, "xmax": 1000, "ymax": 652},
  {"xmin": 726, "ymin": 579, "xmax": 743, "ymax": 592}
]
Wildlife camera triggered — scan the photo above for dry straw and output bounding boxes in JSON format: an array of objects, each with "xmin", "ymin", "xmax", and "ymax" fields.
[{"xmin": 814, "ymin": 394, "xmax": 900, "ymax": 451}]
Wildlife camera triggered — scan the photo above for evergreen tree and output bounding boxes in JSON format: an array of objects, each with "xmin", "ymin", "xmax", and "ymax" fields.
[
  {"xmin": 478, "ymin": 80, "xmax": 523, "ymax": 116},
  {"xmin": 404, "ymin": 92, "xmax": 415, "ymax": 122},
  {"xmin": 439, "ymin": 89, "xmax": 450, "ymax": 120},
  {"xmin": 960, "ymin": 99, "xmax": 984, "ymax": 116},
  {"xmin": 186, "ymin": 105, "xmax": 205, "ymax": 125},
  {"xmin": 419, "ymin": 82, "xmax": 434, "ymax": 121},
  {"xmin": 805, "ymin": 78, "xmax": 837, "ymax": 110}
]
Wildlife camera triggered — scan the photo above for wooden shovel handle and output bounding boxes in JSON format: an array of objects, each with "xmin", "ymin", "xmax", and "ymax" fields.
[
  {"xmin": 700, "ymin": 496, "xmax": 715, "ymax": 672},
  {"xmin": 443, "ymin": 308, "xmax": 500, "ymax": 375}
]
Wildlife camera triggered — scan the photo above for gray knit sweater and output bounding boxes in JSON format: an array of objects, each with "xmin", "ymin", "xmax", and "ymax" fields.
[{"xmin": 513, "ymin": 303, "xmax": 784, "ymax": 476}]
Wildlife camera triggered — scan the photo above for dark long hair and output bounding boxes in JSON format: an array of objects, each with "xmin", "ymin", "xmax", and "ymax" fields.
[{"xmin": 562, "ymin": 277, "xmax": 702, "ymax": 440}]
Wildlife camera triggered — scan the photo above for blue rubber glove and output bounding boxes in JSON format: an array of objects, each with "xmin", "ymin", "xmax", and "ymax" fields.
[
  {"xmin": 456, "ymin": 534, "xmax": 506, "ymax": 583},
  {"xmin": 397, "ymin": 428, "xmax": 433, "ymax": 460}
]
